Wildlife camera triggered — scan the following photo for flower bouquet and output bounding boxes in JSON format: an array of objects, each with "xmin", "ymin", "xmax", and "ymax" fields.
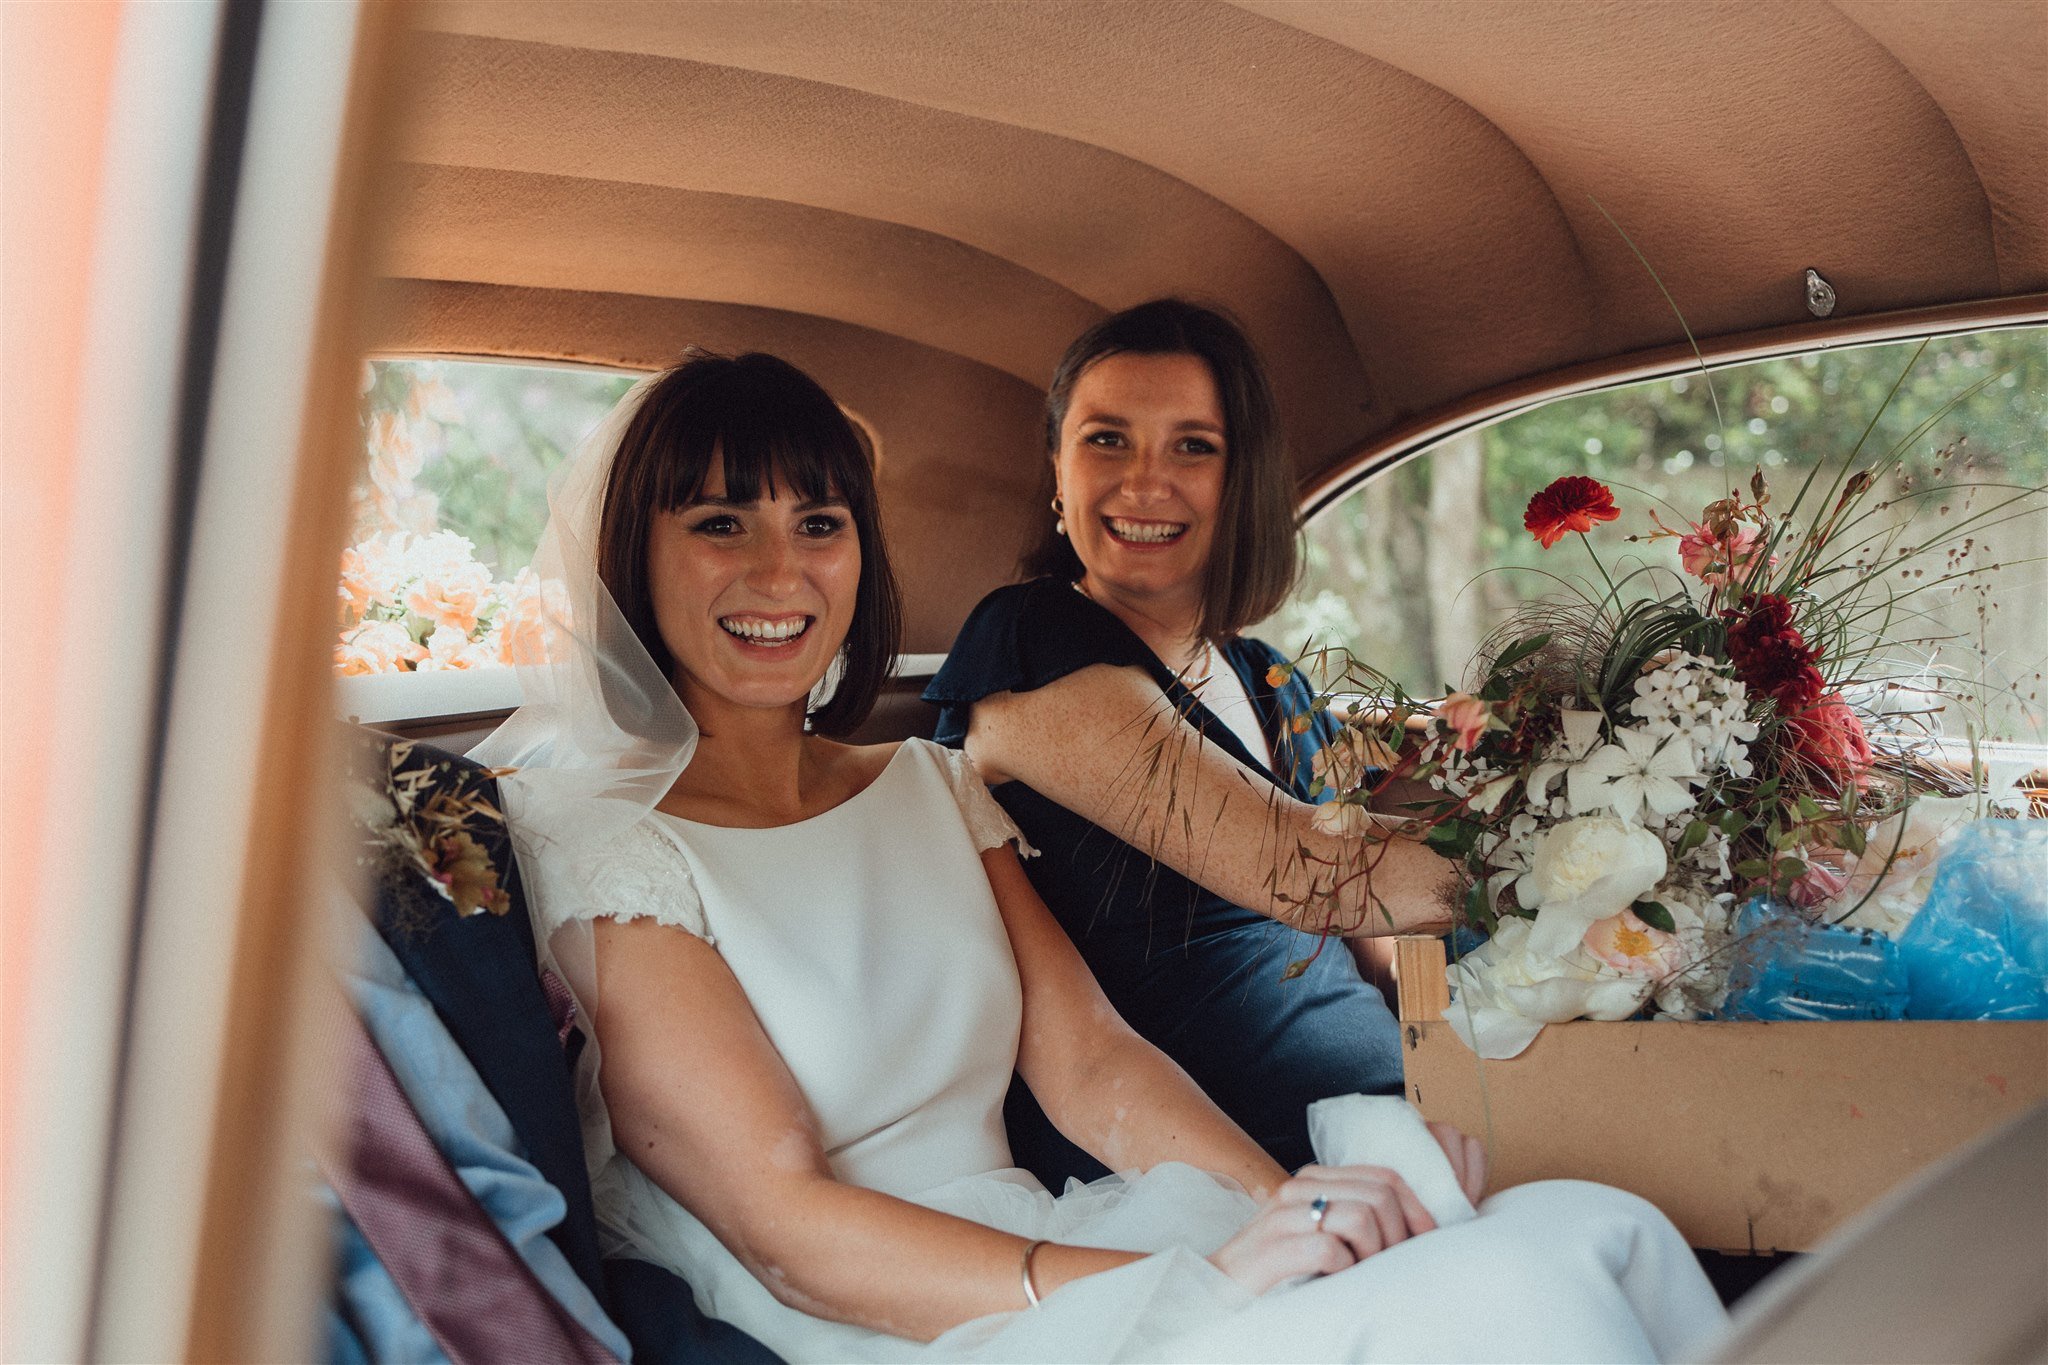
[
  {"xmin": 334, "ymin": 363, "xmax": 565, "ymax": 676},
  {"xmin": 1280, "ymin": 373, "xmax": 2044, "ymax": 1059},
  {"xmin": 342, "ymin": 736, "xmax": 514, "ymax": 923},
  {"xmin": 336, "ymin": 530, "xmax": 561, "ymax": 675}
]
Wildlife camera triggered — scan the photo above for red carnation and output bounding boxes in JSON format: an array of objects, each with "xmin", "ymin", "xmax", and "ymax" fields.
[
  {"xmin": 1785, "ymin": 693, "xmax": 1874, "ymax": 793},
  {"xmin": 1524, "ymin": 476, "xmax": 1621, "ymax": 548},
  {"xmin": 1722, "ymin": 593, "xmax": 1825, "ymax": 710}
]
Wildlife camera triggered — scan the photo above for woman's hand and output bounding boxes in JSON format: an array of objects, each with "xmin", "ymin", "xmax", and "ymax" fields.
[
  {"xmin": 1207, "ymin": 1165, "xmax": 1435, "ymax": 1295},
  {"xmin": 1428, "ymin": 1121, "xmax": 1488, "ymax": 1205}
]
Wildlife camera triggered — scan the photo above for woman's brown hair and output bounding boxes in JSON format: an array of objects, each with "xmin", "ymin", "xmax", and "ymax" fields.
[
  {"xmin": 1021, "ymin": 298, "xmax": 1299, "ymax": 642},
  {"xmin": 597, "ymin": 351, "xmax": 903, "ymax": 737}
]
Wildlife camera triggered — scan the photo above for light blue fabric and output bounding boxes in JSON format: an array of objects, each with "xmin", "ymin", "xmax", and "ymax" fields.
[
  {"xmin": 337, "ymin": 923, "xmax": 633, "ymax": 1361},
  {"xmin": 323, "ymin": 1185, "xmax": 447, "ymax": 1365}
]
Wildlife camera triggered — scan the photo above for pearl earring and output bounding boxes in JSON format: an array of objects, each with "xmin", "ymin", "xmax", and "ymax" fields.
[{"xmin": 1051, "ymin": 494, "xmax": 1067, "ymax": 537}]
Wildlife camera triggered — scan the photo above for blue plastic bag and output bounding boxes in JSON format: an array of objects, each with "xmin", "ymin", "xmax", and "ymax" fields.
[
  {"xmin": 1897, "ymin": 820, "xmax": 2048, "ymax": 1020},
  {"xmin": 1720, "ymin": 896, "xmax": 1908, "ymax": 1021}
]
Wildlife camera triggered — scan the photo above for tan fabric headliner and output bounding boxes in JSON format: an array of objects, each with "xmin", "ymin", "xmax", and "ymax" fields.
[{"xmin": 375, "ymin": 0, "xmax": 2045, "ymax": 629}]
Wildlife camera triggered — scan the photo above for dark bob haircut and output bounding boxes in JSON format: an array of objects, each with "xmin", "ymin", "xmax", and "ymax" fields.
[
  {"xmin": 597, "ymin": 351, "xmax": 902, "ymax": 737},
  {"xmin": 1021, "ymin": 298, "xmax": 1300, "ymax": 643}
]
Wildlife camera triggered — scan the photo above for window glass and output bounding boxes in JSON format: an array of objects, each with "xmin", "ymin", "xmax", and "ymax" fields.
[
  {"xmin": 1262, "ymin": 328, "xmax": 2047, "ymax": 742},
  {"xmin": 334, "ymin": 359, "xmax": 634, "ymax": 676}
]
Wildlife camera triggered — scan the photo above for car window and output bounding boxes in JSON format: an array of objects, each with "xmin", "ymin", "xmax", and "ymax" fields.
[
  {"xmin": 1261, "ymin": 327, "xmax": 2047, "ymax": 745},
  {"xmin": 332, "ymin": 358, "xmax": 635, "ymax": 718}
]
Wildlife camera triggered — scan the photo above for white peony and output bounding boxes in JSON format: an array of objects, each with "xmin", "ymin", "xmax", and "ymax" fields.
[
  {"xmin": 1445, "ymin": 918, "xmax": 1655, "ymax": 1059},
  {"xmin": 1833, "ymin": 795, "xmax": 1979, "ymax": 935},
  {"xmin": 1515, "ymin": 816, "xmax": 1670, "ymax": 958}
]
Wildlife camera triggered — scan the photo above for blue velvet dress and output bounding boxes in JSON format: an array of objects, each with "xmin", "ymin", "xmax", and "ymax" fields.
[{"xmin": 925, "ymin": 578, "xmax": 1403, "ymax": 1187}]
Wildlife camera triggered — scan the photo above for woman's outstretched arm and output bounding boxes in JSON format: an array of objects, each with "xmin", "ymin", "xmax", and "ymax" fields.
[
  {"xmin": 591, "ymin": 916, "xmax": 1145, "ymax": 1340},
  {"xmin": 981, "ymin": 845, "xmax": 1287, "ymax": 1197},
  {"xmin": 964, "ymin": 663, "xmax": 1455, "ymax": 936}
]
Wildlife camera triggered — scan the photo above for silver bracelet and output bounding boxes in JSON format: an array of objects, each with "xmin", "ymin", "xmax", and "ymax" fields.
[{"xmin": 1019, "ymin": 1238, "xmax": 1047, "ymax": 1308}]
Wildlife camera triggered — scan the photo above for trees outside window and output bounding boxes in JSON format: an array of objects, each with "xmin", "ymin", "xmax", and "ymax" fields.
[{"xmin": 1263, "ymin": 329, "xmax": 2047, "ymax": 742}]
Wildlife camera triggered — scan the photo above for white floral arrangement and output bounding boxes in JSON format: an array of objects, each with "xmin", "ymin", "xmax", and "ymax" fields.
[
  {"xmin": 1427, "ymin": 649, "xmax": 1759, "ymax": 1059},
  {"xmin": 334, "ymin": 364, "xmax": 564, "ymax": 676},
  {"xmin": 335, "ymin": 530, "xmax": 560, "ymax": 675},
  {"xmin": 1274, "ymin": 459, "xmax": 2034, "ymax": 1058}
]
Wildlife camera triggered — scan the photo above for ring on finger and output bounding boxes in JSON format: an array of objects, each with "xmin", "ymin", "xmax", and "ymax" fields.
[{"xmin": 1308, "ymin": 1195, "xmax": 1329, "ymax": 1232}]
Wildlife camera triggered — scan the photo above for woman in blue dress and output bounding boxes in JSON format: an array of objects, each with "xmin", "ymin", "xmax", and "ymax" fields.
[{"xmin": 926, "ymin": 300, "xmax": 1455, "ymax": 1186}]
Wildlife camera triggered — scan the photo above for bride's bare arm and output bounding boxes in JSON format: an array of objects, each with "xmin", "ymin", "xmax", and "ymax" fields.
[
  {"xmin": 982, "ymin": 847, "xmax": 1288, "ymax": 1198},
  {"xmin": 964, "ymin": 663, "xmax": 1454, "ymax": 936},
  {"xmin": 592, "ymin": 917, "xmax": 1144, "ymax": 1340}
]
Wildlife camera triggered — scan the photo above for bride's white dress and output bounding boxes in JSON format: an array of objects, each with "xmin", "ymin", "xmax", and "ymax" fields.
[{"xmin": 559, "ymin": 738, "xmax": 1725, "ymax": 1363}]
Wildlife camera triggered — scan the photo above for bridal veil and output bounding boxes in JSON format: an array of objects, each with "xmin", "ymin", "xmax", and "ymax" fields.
[{"xmin": 469, "ymin": 374, "xmax": 698, "ymax": 1175}]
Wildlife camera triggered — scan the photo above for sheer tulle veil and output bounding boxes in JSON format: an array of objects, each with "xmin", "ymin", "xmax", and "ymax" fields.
[{"xmin": 470, "ymin": 374, "xmax": 698, "ymax": 1174}]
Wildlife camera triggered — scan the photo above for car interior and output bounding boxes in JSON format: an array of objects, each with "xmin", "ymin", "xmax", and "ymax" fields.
[{"xmin": 3, "ymin": 2, "xmax": 2043, "ymax": 1360}]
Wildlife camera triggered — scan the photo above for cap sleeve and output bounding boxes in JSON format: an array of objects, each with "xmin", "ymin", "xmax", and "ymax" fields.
[
  {"xmin": 923, "ymin": 579, "xmax": 1161, "ymax": 744},
  {"xmin": 541, "ymin": 817, "xmax": 713, "ymax": 943},
  {"xmin": 929, "ymin": 744, "xmax": 1039, "ymax": 859}
]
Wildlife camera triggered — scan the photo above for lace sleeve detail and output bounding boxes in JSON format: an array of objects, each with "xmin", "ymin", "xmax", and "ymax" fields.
[
  {"xmin": 547, "ymin": 818, "xmax": 712, "ymax": 942},
  {"xmin": 930, "ymin": 744, "xmax": 1038, "ymax": 858}
]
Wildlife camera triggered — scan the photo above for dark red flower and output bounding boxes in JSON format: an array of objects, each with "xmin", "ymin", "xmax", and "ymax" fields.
[
  {"xmin": 1785, "ymin": 694, "xmax": 1874, "ymax": 793},
  {"xmin": 1722, "ymin": 593, "xmax": 1825, "ymax": 709},
  {"xmin": 1524, "ymin": 476, "xmax": 1621, "ymax": 548}
]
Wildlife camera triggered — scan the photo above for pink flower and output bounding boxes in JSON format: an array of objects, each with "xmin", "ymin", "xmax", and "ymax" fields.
[
  {"xmin": 1438, "ymin": 692, "xmax": 1494, "ymax": 753},
  {"xmin": 418, "ymin": 624, "xmax": 498, "ymax": 672},
  {"xmin": 495, "ymin": 568, "xmax": 568, "ymax": 666},
  {"xmin": 366, "ymin": 411, "xmax": 423, "ymax": 497},
  {"xmin": 1678, "ymin": 522, "xmax": 1775, "ymax": 588},
  {"xmin": 1785, "ymin": 694, "xmax": 1874, "ymax": 794},
  {"xmin": 335, "ymin": 619, "xmax": 426, "ymax": 675},
  {"xmin": 1582, "ymin": 909, "xmax": 1682, "ymax": 977},
  {"xmin": 403, "ymin": 532, "xmax": 494, "ymax": 636},
  {"xmin": 337, "ymin": 532, "xmax": 409, "ymax": 620},
  {"xmin": 1785, "ymin": 859, "xmax": 1849, "ymax": 910}
]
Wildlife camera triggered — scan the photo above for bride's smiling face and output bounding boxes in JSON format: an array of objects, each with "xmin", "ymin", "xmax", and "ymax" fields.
[{"xmin": 647, "ymin": 463, "xmax": 861, "ymax": 715}]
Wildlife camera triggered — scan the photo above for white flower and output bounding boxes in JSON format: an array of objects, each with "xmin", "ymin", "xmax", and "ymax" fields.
[
  {"xmin": 1515, "ymin": 816, "xmax": 1670, "ymax": 958},
  {"xmin": 1832, "ymin": 795, "xmax": 1980, "ymax": 934},
  {"xmin": 1445, "ymin": 918, "xmax": 1655, "ymax": 1059},
  {"xmin": 1312, "ymin": 725, "xmax": 1378, "ymax": 794},
  {"xmin": 1467, "ymin": 774, "xmax": 1517, "ymax": 815},
  {"xmin": 1527, "ymin": 709, "xmax": 1605, "ymax": 805},
  {"xmin": 1311, "ymin": 800, "xmax": 1373, "ymax": 837},
  {"xmin": 1567, "ymin": 727, "xmax": 1699, "ymax": 824}
]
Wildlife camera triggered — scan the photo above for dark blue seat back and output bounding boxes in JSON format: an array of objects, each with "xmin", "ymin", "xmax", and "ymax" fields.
[{"xmin": 345, "ymin": 728, "xmax": 779, "ymax": 1364}]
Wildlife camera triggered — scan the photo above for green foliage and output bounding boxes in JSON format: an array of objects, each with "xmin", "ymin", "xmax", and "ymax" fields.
[
  {"xmin": 355, "ymin": 359, "xmax": 636, "ymax": 575},
  {"xmin": 1268, "ymin": 327, "xmax": 2047, "ymax": 739}
]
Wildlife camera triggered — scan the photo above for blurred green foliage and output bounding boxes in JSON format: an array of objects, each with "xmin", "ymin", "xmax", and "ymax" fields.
[
  {"xmin": 354, "ymin": 359, "xmax": 635, "ymax": 576},
  {"xmin": 1267, "ymin": 328, "xmax": 2047, "ymax": 739}
]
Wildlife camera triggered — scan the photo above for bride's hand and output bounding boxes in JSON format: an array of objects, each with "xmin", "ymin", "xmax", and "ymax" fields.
[
  {"xmin": 1428, "ymin": 1120, "xmax": 1488, "ymax": 1205},
  {"xmin": 1207, "ymin": 1165, "xmax": 1435, "ymax": 1295}
]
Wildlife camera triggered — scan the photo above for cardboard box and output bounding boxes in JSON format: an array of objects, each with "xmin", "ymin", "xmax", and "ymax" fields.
[{"xmin": 1392, "ymin": 938, "xmax": 2048, "ymax": 1252}]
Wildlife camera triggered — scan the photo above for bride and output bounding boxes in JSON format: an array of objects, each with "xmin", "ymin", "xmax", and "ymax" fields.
[{"xmin": 473, "ymin": 352, "xmax": 1727, "ymax": 1363}]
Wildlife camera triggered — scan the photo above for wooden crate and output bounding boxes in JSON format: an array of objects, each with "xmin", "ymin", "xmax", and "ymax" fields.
[{"xmin": 1391, "ymin": 938, "xmax": 2048, "ymax": 1253}]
